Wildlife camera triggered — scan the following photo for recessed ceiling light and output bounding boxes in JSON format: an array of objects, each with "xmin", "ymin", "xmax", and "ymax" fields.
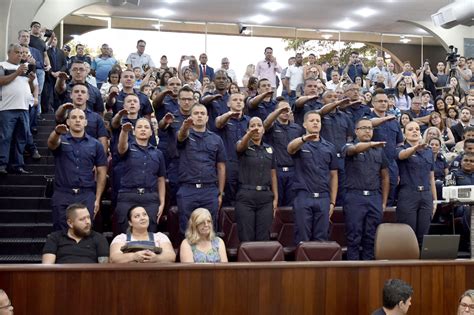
[
  {"xmin": 152, "ymin": 24, "xmax": 162, "ymax": 30},
  {"xmin": 322, "ymin": 34, "xmax": 333, "ymax": 39},
  {"xmin": 248, "ymin": 14, "xmax": 270, "ymax": 24},
  {"xmin": 400, "ymin": 36, "xmax": 411, "ymax": 44},
  {"xmin": 261, "ymin": 2, "xmax": 286, "ymax": 12},
  {"xmin": 335, "ymin": 19, "xmax": 357, "ymax": 29},
  {"xmin": 153, "ymin": 8, "xmax": 174, "ymax": 18},
  {"xmin": 355, "ymin": 8, "xmax": 377, "ymax": 17}
]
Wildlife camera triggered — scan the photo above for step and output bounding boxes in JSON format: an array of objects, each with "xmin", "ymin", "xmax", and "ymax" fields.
[
  {"xmin": 0, "ymin": 185, "xmax": 45, "ymax": 197},
  {"xmin": 24, "ymin": 155, "xmax": 55, "ymax": 164},
  {"xmin": 0, "ymin": 238, "xmax": 46, "ymax": 255},
  {"xmin": 0, "ymin": 174, "xmax": 52, "ymax": 185},
  {"xmin": 0, "ymin": 223, "xmax": 53, "ymax": 237},
  {"xmin": 22, "ymin": 164, "xmax": 55, "ymax": 174},
  {"xmin": 0, "ymin": 209, "xmax": 52, "ymax": 223},
  {"xmin": 0, "ymin": 197, "xmax": 51, "ymax": 210},
  {"xmin": 0, "ymin": 254, "xmax": 42, "ymax": 264},
  {"xmin": 37, "ymin": 119, "xmax": 57, "ymax": 127},
  {"xmin": 37, "ymin": 147, "xmax": 53, "ymax": 156}
]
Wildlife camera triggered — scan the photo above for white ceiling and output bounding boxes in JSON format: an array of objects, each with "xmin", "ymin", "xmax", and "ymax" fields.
[{"xmin": 72, "ymin": 0, "xmax": 453, "ymax": 36}]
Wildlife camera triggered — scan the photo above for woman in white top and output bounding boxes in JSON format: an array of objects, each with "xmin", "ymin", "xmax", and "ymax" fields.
[{"xmin": 110, "ymin": 206, "xmax": 176, "ymax": 263}]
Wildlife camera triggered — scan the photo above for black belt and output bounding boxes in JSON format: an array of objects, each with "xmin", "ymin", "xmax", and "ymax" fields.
[
  {"xmin": 120, "ymin": 188, "xmax": 155, "ymax": 195},
  {"xmin": 304, "ymin": 192, "xmax": 329, "ymax": 198},
  {"xmin": 56, "ymin": 187, "xmax": 94, "ymax": 195},
  {"xmin": 278, "ymin": 166, "xmax": 294, "ymax": 172},
  {"xmin": 348, "ymin": 189, "xmax": 380, "ymax": 196},
  {"xmin": 182, "ymin": 183, "xmax": 217, "ymax": 189},
  {"xmin": 401, "ymin": 185, "xmax": 429, "ymax": 192},
  {"xmin": 240, "ymin": 184, "xmax": 271, "ymax": 191}
]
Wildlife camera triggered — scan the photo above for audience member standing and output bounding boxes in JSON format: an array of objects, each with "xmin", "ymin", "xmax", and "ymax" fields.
[
  {"xmin": 255, "ymin": 47, "xmax": 282, "ymax": 91},
  {"xmin": 0, "ymin": 43, "xmax": 36, "ymax": 175}
]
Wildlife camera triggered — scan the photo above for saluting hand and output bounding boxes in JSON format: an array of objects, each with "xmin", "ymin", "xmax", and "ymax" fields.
[
  {"xmin": 211, "ymin": 94, "xmax": 222, "ymax": 101},
  {"xmin": 57, "ymin": 72, "xmax": 68, "ymax": 81},
  {"xmin": 163, "ymin": 112, "xmax": 175, "ymax": 125},
  {"xmin": 336, "ymin": 98, "xmax": 351, "ymax": 109},
  {"xmin": 303, "ymin": 134, "xmax": 319, "ymax": 142},
  {"xmin": 370, "ymin": 141, "xmax": 386, "ymax": 148},
  {"xmin": 385, "ymin": 115, "xmax": 397, "ymax": 121},
  {"xmin": 118, "ymin": 109, "xmax": 129, "ymax": 117},
  {"xmin": 183, "ymin": 117, "xmax": 194, "ymax": 129},
  {"xmin": 263, "ymin": 91, "xmax": 274, "ymax": 98},
  {"xmin": 414, "ymin": 143, "xmax": 428, "ymax": 151},
  {"xmin": 278, "ymin": 104, "xmax": 291, "ymax": 115},
  {"xmin": 122, "ymin": 122, "xmax": 133, "ymax": 133},
  {"xmin": 55, "ymin": 124, "xmax": 68, "ymax": 135},
  {"xmin": 62, "ymin": 103, "xmax": 74, "ymax": 111},
  {"xmin": 228, "ymin": 111, "xmax": 241, "ymax": 119},
  {"xmin": 248, "ymin": 126, "xmax": 260, "ymax": 136}
]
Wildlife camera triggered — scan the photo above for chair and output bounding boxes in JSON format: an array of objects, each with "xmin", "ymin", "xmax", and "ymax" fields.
[
  {"xmin": 270, "ymin": 206, "xmax": 295, "ymax": 258},
  {"xmin": 374, "ymin": 223, "xmax": 420, "ymax": 260},
  {"xmin": 295, "ymin": 241, "xmax": 342, "ymax": 261},
  {"xmin": 219, "ymin": 207, "xmax": 240, "ymax": 258},
  {"xmin": 237, "ymin": 241, "xmax": 285, "ymax": 262},
  {"xmin": 166, "ymin": 206, "xmax": 182, "ymax": 250}
]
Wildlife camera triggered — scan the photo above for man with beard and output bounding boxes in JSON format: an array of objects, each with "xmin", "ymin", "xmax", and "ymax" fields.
[
  {"xmin": 42, "ymin": 203, "xmax": 109, "ymax": 264},
  {"xmin": 47, "ymin": 108, "xmax": 107, "ymax": 231}
]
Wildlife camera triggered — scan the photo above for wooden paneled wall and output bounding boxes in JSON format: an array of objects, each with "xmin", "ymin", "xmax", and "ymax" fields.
[{"xmin": 0, "ymin": 261, "xmax": 473, "ymax": 315}]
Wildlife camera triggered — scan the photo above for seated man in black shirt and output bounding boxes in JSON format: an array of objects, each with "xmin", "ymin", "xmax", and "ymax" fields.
[
  {"xmin": 371, "ymin": 279, "xmax": 413, "ymax": 315},
  {"xmin": 42, "ymin": 203, "xmax": 109, "ymax": 264}
]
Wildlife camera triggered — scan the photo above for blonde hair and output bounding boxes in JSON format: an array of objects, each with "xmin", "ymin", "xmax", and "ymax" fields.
[{"xmin": 185, "ymin": 208, "xmax": 215, "ymax": 245}]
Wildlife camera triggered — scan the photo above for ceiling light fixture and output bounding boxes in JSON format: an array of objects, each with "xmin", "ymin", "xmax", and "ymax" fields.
[
  {"xmin": 335, "ymin": 18, "xmax": 357, "ymax": 29},
  {"xmin": 238, "ymin": 23, "xmax": 252, "ymax": 35},
  {"xmin": 153, "ymin": 8, "xmax": 174, "ymax": 18},
  {"xmin": 152, "ymin": 23, "xmax": 162, "ymax": 30},
  {"xmin": 355, "ymin": 8, "xmax": 377, "ymax": 17},
  {"xmin": 321, "ymin": 34, "xmax": 333, "ymax": 39},
  {"xmin": 262, "ymin": 2, "xmax": 286, "ymax": 12},
  {"xmin": 400, "ymin": 36, "xmax": 411, "ymax": 43},
  {"xmin": 247, "ymin": 14, "xmax": 270, "ymax": 24}
]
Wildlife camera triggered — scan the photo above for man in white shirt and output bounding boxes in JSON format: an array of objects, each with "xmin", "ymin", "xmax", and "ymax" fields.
[
  {"xmin": 125, "ymin": 39, "xmax": 155, "ymax": 74},
  {"xmin": 217, "ymin": 57, "xmax": 238, "ymax": 85},
  {"xmin": 326, "ymin": 70, "xmax": 344, "ymax": 91},
  {"xmin": 284, "ymin": 53, "xmax": 304, "ymax": 104},
  {"xmin": 0, "ymin": 43, "xmax": 36, "ymax": 174}
]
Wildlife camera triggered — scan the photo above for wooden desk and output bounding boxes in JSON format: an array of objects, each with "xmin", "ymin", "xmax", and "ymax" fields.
[{"xmin": 0, "ymin": 260, "xmax": 472, "ymax": 315}]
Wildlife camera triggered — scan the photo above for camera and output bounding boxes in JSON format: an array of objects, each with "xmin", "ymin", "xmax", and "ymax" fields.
[
  {"xmin": 44, "ymin": 29, "xmax": 53, "ymax": 38},
  {"xmin": 20, "ymin": 60, "xmax": 36, "ymax": 76},
  {"xmin": 446, "ymin": 45, "xmax": 460, "ymax": 66}
]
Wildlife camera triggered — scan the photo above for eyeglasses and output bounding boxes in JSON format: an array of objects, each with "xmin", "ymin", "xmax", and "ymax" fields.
[
  {"xmin": 459, "ymin": 302, "xmax": 474, "ymax": 311},
  {"xmin": 463, "ymin": 159, "xmax": 474, "ymax": 164},
  {"xmin": 356, "ymin": 126, "xmax": 373, "ymax": 131},
  {"xmin": 179, "ymin": 97, "xmax": 194, "ymax": 102},
  {"xmin": 71, "ymin": 68, "xmax": 86, "ymax": 72}
]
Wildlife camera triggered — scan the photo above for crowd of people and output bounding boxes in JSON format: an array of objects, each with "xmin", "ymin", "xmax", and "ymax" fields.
[{"xmin": 0, "ymin": 21, "xmax": 473, "ymax": 264}]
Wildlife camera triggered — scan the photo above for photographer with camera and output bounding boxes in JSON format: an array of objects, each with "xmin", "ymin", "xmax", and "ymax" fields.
[{"xmin": 0, "ymin": 43, "xmax": 36, "ymax": 175}]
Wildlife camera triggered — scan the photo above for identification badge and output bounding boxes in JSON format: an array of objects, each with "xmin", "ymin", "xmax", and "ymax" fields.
[{"xmin": 266, "ymin": 147, "xmax": 273, "ymax": 154}]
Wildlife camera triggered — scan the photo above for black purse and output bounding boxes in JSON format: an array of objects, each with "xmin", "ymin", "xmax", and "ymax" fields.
[{"xmin": 44, "ymin": 175, "xmax": 54, "ymax": 198}]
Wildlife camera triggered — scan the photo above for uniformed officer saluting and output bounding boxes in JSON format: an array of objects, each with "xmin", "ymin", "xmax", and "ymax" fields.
[
  {"xmin": 47, "ymin": 108, "xmax": 107, "ymax": 230},
  {"xmin": 288, "ymin": 110, "xmax": 338, "ymax": 244},
  {"xmin": 263, "ymin": 99, "xmax": 303, "ymax": 206},
  {"xmin": 396, "ymin": 121, "xmax": 437, "ymax": 246},
  {"xmin": 176, "ymin": 103, "xmax": 226, "ymax": 233},
  {"xmin": 115, "ymin": 118, "xmax": 166, "ymax": 233},
  {"xmin": 235, "ymin": 116, "xmax": 278, "ymax": 241},
  {"xmin": 342, "ymin": 118, "xmax": 389, "ymax": 260}
]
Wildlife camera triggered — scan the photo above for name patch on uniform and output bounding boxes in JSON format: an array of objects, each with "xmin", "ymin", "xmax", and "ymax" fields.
[{"xmin": 302, "ymin": 149, "xmax": 310, "ymax": 153}]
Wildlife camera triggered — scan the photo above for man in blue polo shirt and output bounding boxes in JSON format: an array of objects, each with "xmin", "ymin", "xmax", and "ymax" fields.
[
  {"xmin": 344, "ymin": 51, "xmax": 368, "ymax": 82},
  {"xmin": 47, "ymin": 108, "xmax": 107, "ymax": 231},
  {"xmin": 176, "ymin": 104, "xmax": 226, "ymax": 233}
]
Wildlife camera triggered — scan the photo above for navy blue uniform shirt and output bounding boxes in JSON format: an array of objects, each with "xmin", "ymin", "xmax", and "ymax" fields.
[
  {"xmin": 293, "ymin": 98, "xmax": 323, "ymax": 126},
  {"xmin": 112, "ymin": 90, "xmax": 153, "ymax": 117},
  {"xmin": 119, "ymin": 141, "xmax": 166, "ymax": 190},
  {"xmin": 238, "ymin": 142, "xmax": 276, "ymax": 186},
  {"xmin": 342, "ymin": 141, "xmax": 389, "ymax": 190},
  {"xmin": 247, "ymin": 98, "xmax": 277, "ymax": 121},
  {"xmin": 369, "ymin": 112, "xmax": 404, "ymax": 160},
  {"xmin": 177, "ymin": 129, "xmax": 227, "ymax": 184},
  {"xmin": 58, "ymin": 82, "xmax": 104, "ymax": 114},
  {"xmin": 434, "ymin": 154, "xmax": 448, "ymax": 181},
  {"xmin": 52, "ymin": 133, "xmax": 108, "ymax": 189},
  {"xmin": 217, "ymin": 115, "xmax": 250, "ymax": 162},
  {"xmin": 453, "ymin": 169, "xmax": 474, "ymax": 186},
  {"xmin": 292, "ymin": 137, "xmax": 338, "ymax": 193},
  {"xmin": 320, "ymin": 110, "xmax": 355, "ymax": 153},
  {"xmin": 265, "ymin": 121, "xmax": 304, "ymax": 167},
  {"xmin": 396, "ymin": 143, "xmax": 434, "ymax": 188},
  {"xmin": 345, "ymin": 103, "xmax": 372, "ymax": 124}
]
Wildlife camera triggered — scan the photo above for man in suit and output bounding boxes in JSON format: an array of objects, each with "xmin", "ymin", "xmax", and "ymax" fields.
[
  {"xmin": 42, "ymin": 35, "xmax": 67, "ymax": 112},
  {"xmin": 451, "ymin": 108, "xmax": 473, "ymax": 143},
  {"xmin": 198, "ymin": 53, "xmax": 214, "ymax": 82}
]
